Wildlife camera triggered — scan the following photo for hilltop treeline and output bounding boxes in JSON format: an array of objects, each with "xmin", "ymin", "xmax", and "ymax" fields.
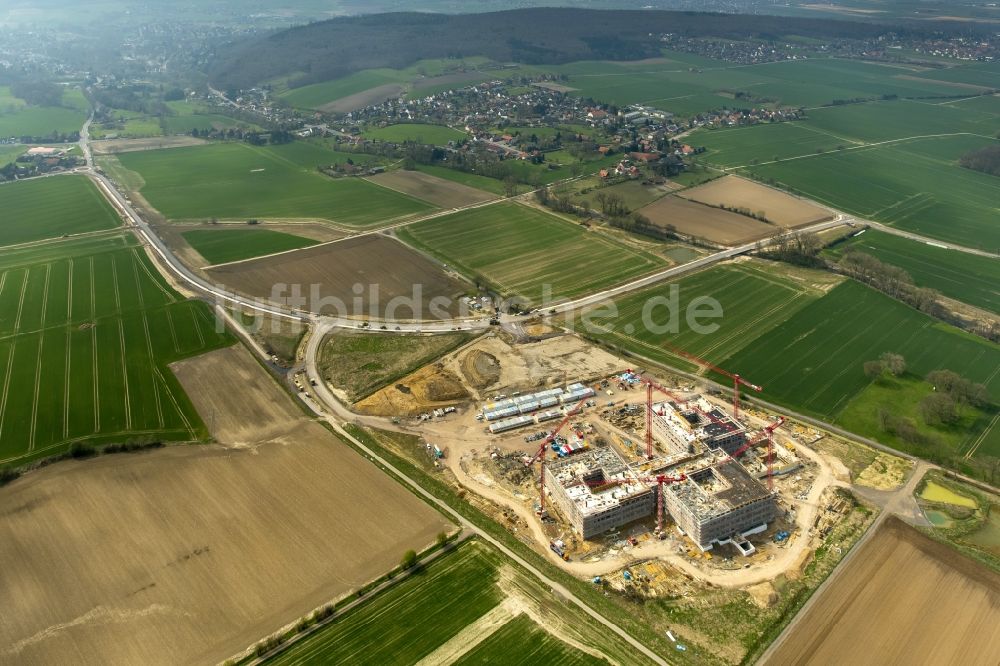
[{"xmin": 209, "ymin": 8, "xmax": 938, "ymax": 92}]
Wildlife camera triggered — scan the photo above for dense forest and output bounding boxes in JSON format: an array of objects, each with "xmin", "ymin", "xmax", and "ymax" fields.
[{"xmin": 208, "ymin": 8, "xmax": 952, "ymax": 91}]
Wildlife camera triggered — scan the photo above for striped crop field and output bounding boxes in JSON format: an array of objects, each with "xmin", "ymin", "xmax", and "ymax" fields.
[
  {"xmin": 265, "ymin": 539, "xmax": 616, "ymax": 666},
  {"xmin": 0, "ymin": 234, "xmax": 233, "ymax": 463},
  {"xmin": 397, "ymin": 202, "xmax": 666, "ymax": 306},
  {"xmin": 576, "ymin": 262, "xmax": 831, "ymax": 373}
]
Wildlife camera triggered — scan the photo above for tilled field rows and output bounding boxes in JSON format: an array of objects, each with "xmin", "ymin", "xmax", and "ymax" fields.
[{"xmin": 0, "ymin": 238, "xmax": 230, "ymax": 462}]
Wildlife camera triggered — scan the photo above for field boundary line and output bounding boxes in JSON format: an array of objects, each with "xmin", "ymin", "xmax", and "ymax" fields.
[
  {"xmin": 13, "ymin": 268, "xmax": 29, "ymax": 332},
  {"xmin": 964, "ymin": 409, "xmax": 1000, "ymax": 460},
  {"xmin": 27, "ymin": 265, "xmax": 52, "ymax": 451},
  {"xmin": 118, "ymin": 318, "xmax": 131, "ymax": 430},
  {"xmin": 133, "ymin": 247, "xmax": 176, "ymax": 303},
  {"xmin": 165, "ymin": 308, "xmax": 181, "ymax": 353},
  {"xmin": 111, "ymin": 255, "xmax": 122, "ymax": 313},
  {"xmin": 154, "ymin": 365, "xmax": 193, "ymax": 433},
  {"xmin": 0, "ymin": 339, "xmax": 16, "ymax": 444},
  {"xmin": 65, "ymin": 258, "xmax": 73, "ymax": 323},
  {"xmin": 140, "ymin": 313, "xmax": 165, "ymax": 428},
  {"xmin": 725, "ymin": 132, "xmax": 998, "ymax": 170},
  {"xmin": 91, "ymin": 324, "xmax": 99, "ymax": 431},
  {"xmin": 88, "ymin": 257, "xmax": 95, "ymax": 319},
  {"xmin": 63, "ymin": 328, "xmax": 71, "ymax": 440},
  {"xmin": 189, "ymin": 304, "xmax": 205, "ymax": 348}
]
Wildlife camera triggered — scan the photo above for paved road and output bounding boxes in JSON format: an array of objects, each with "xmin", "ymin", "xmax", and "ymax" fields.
[{"xmin": 862, "ymin": 218, "xmax": 1000, "ymax": 259}]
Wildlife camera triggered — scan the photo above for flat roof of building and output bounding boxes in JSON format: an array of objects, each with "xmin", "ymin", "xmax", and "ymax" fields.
[
  {"xmin": 548, "ymin": 447, "xmax": 651, "ymax": 517},
  {"xmin": 663, "ymin": 448, "xmax": 771, "ymax": 522}
]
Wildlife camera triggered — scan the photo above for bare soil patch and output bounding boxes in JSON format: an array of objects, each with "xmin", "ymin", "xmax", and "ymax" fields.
[
  {"xmin": 207, "ymin": 234, "xmax": 469, "ymax": 318},
  {"xmin": 356, "ymin": 362, "xmax": 471, "ymax": 416},
  {"xmin": 461, "ymin": 349, "xmax": 501, "ymax": 389},
  {"xmin": 320, "ymin": 83, "xmax": 405, "ymax": 113},
  {"xmin": 638, "ymin": 194, "xmax": 775, "ymax": 245},
  {"xmin": 367, "ymin": 170, "xmax": 495, "ymax": 208},
  {"xmin": 531, "ymin": 82, "xmax": 578, "ymax": 93},
  {"xmin": 766, "ymin": 516, "xmax": 1000, "ymax": 665},
  {"xmin": 320, "ymin": 330, "xmax": 475, "ymax": 402},
  {"xmin": 678, "ymin": 175, "xmax": 831, "ymax": 229},
  {"xmin": 91, "ymin": 136, "xmax": 208, "ymax": 154},
  {"xmin": 448, "ymin": 333, "xmax": 624, "ymax": 400},
  {"xmin": 0, "ymin": 344, "xmax": 449, "ymax": 666}
]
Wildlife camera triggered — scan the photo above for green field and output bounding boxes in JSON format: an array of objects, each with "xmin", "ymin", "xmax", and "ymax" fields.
[
  {"xmin": 554, "ymin": 56, "xmax": 968, "ymax": 116},
  {"xmin": 282, "ymin": 69, "xmax": 412, "ymax": 109},
  {"xmin": 364, "ymin": 123, "xmax": 467, "ymax": 145},
  {"xmin": 0, "ymin": 86, "xmax": 87, "ymax": 139},
  {"xmin": 453, "ymin": 614, "xmax": 606, "ymax": 666},
  {"xmin": 116, "ymin": 141, "xmax": 434, "ymax": 227},
  {"xmin": 576, "ymin": 262, "xmax": 829, "ymax": 373},
  {"xmin": 695, "ymin": 98, "xmax": 1000, "ymax": 168},
  {"xmin": 265, "ymin": 540, "xmax": 610, "ymax": 666},
  {"xmin": 690, "ymin": 98, "xmax": 1000, "ymax": 250},
  {"xmin": 0, "ymin": 144, "xmax": 24, "ymax": 167},
  {"xmin": 280, "ymin": 58, "xmax": 510, "ymax": 110},
  {"xmin": 579, "ymin": 261, "xmax": 1000, "ymax": 469},
  {"xmin": 825, "ymin": 230, "xmax": 1000, "ymax": 315},
  {"xmin": 161, "ymin": 101, "xmax": 259, "ymax": 134},
  {"xmin": 181, "ymin": 228, "xmax": 319, "ymax": 264},
  {"xmin": 397, "ymin": 202, "xmax": 666, "ymax": 305},
  {"xmin": 723, "ymin": 279, "xmax": 1000, "ymax": 459},
  {"xmin": 412, "ymin": 164, "xmax": 506, "ymax": 194},
  {"xmin": 0, "ymin": 234, "xmax": 233, "ymax": 463},
  {"xmin": 0, "ymin": 175, "xmax": 121, "ymax": 246},
  {"xmin": 837, "ymin": 374, "xmax": 999, "ymax": 462}
]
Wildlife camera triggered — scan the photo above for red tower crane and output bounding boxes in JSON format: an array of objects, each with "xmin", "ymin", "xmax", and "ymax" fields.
[
  {"xmin": 525, "ymin": 397, "xmax": 588, "ymax": 518},
  {"xmin": 729, "ymin": 416, "xmax": 785, "ymax": 491},
  {"xmin": 656, "ymin": 341, "xmax": 762, "ymax": 419}
]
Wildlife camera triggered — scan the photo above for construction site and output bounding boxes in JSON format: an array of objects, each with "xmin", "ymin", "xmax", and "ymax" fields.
[
  {"xmin": 458, "ymin": 358, "xmax": 799, "ymax": 559},
  {"xmin": 327, "ymin": 330, "xmax": 861, "ymax": 588}
]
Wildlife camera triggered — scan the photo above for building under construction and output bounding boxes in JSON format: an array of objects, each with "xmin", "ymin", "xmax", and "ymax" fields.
[
  {"xmin": 657, "ymin": 448, "xmax": 781, "ymax": 552},
  {"xmin": 545, "ymin": 448, "xmax": 655, "ymax": 539},
  {"xmin": 650, "ymin": 397, "xmax": 746, "ymax": 456},
  {"xmin": 545, "ymin": 445, "xmax": 779, "ymax": 549}
]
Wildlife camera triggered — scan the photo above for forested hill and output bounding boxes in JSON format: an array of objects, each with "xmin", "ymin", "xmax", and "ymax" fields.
[{"xmin": 208, "ymin": 8, "xmax": 921, "ymax": 92}]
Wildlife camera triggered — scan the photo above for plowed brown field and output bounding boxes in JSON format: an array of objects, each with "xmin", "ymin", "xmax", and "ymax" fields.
[
  {"xmin": 367, "ymin": 170, "xmax": 495, "ymax": 208},
  {"xmin": 766, "ymin": 516, "xmax": 1000, "ymax": 666},
  {"xmin": 207, "ymin": 234, "xmax": 469, "ymax": 318},
  {"xmin": 678, "ymin": 175, "xmax": 831, "ymax": 228},
  {"xmin": 0, "ymin": 345, "xmax": 450, "ymax": 665},
  {"xmin": 638, "ymin": 194, "xmax": 775, "ymax": 245}
]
